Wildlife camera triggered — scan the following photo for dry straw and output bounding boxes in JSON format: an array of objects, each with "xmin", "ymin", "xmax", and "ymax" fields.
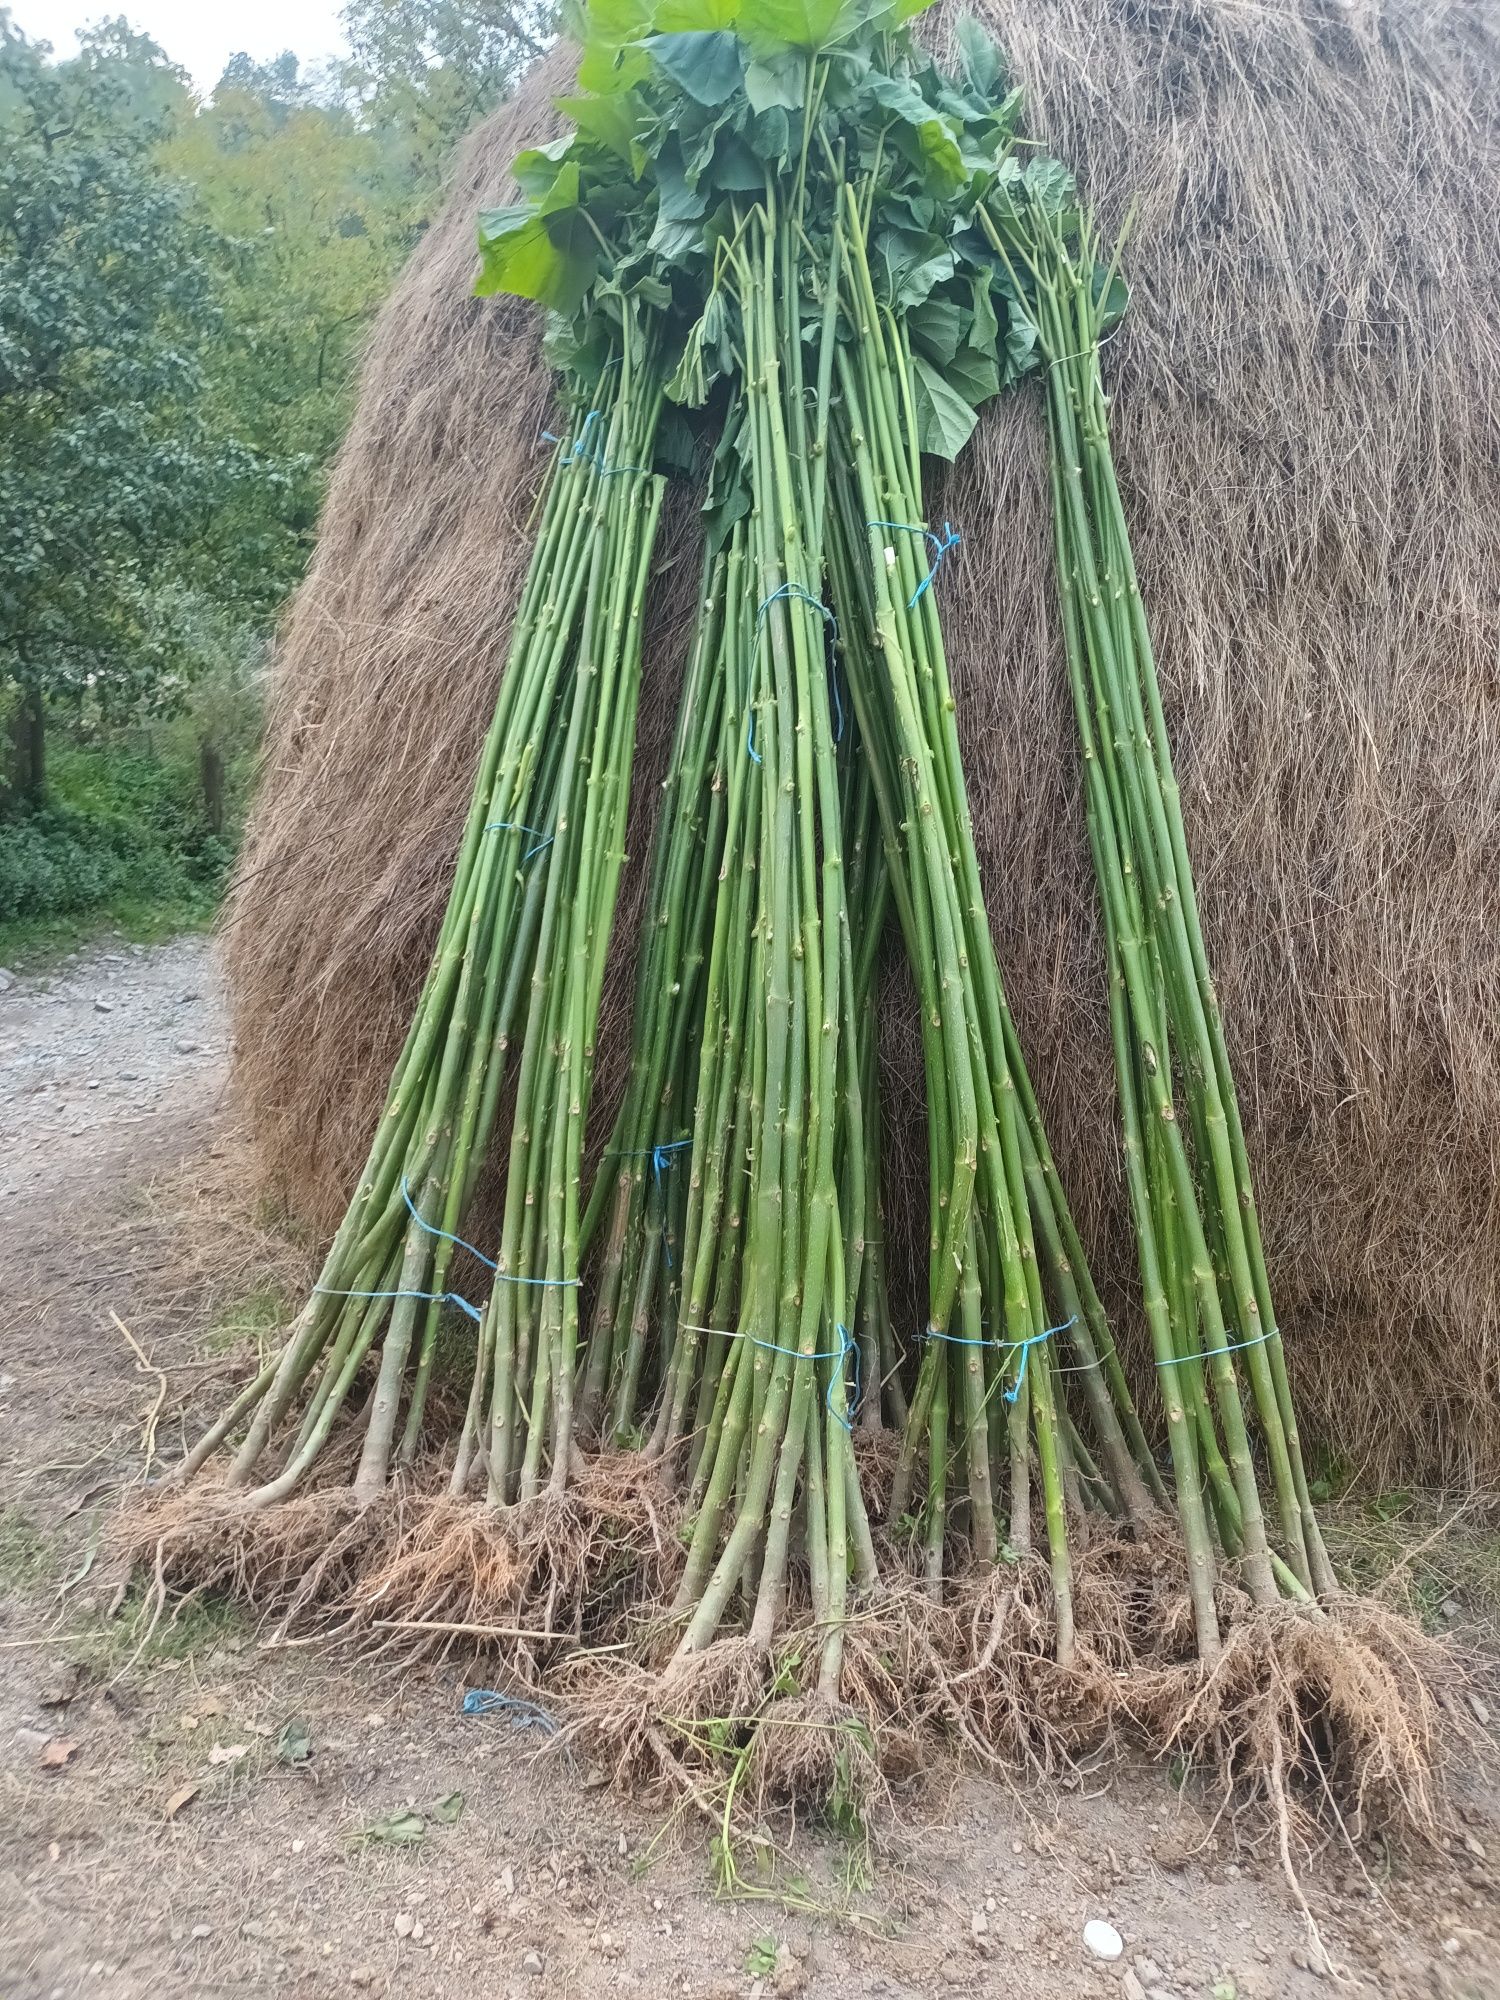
[{"xmin": 226, "ymin": 0, "xmax": 1500, "ymax": 1489}]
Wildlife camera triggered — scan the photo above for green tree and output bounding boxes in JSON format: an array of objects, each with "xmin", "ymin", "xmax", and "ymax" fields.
[
  {"xmin": 0, "ymin": 14, "xmax": 249, "ymax": 803},
  {"xmin": 165, "ymin": 53, "xmax": 410, "ymax": 605},
  {"xmin": 342, "ymin": 0, "xmax": 553, "ymax": 201}
]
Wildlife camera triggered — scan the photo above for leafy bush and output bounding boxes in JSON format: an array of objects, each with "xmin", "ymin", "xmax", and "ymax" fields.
[{"xmin": 0, "ymin": 742, "xmax": 234, "ymax": 935}]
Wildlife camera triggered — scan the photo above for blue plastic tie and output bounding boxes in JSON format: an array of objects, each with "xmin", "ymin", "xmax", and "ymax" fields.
[
  {"xmin": 313, "ymin": 1282, "xmax": 482, "ymax": 1324},
  {"xmin": 1156, "ymin": 1326, "xmax": 1275, "ymax": 1369},
  {"xmin": 922, "ymin": 1315, "xmax": 1075, "ymax": 1404},
  {"xmin": 462, "ymin": 1687, "xmax": 558, "ymax": 1735},
  {"xmin": 607, "ymin": 1137, "xmax": 690, "ymax": 1272},
  {"xmin": 679, "ymin": 1318, "xmax": 858, "ymax": 1431},
  {"xmin": 485, "ymin": 819, "xmax": 555, "ymax": 862},
  {"xmin": 540, "ymin": 408, "xmax": 645, "ymax": 480},
  {"xmin": 745, "ymin": 1324, "xmax": 857, "ymax": 1433},
  {"xmin": 401, "ymin": 1175, "xmax": 497, "ymax": 1271},
  {"xmin": 869, "ymin": 519, "xmax": 962, "ymax": 608},
  {"xmin": 756, "ymin": 582, "xmax": 838, "ymax": 637},
  {"xmin": 394, "ymin": 1186, "xmax": 577, "ymax": 1288},
  {"xmin": 750, "ymin": 587, "xmax": 840, "ymax": 759}
]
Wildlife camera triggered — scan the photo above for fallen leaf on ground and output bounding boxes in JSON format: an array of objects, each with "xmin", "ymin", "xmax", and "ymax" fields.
[
  {"xmin": 276, "ymin": 1718, "xmax": 312, "ymax": 1765},
  {"xmin": 359, "ymin": 1810, "xmax": 426, "ymax": 1846},
  {"xmin": 165, "ymin": 1782, "xmax": 200, "ymax": 1821},
  {"xmin": 432, "ymin": 1791, "xmax": 464, "ymax": 1824},
  {"xmin": 207, "ymin": 1742, "xmax": 249, "ymax": 1766},
  {"xmin": 39, "ymin": 1738, "xmax": 78, "ymax": 1769}
]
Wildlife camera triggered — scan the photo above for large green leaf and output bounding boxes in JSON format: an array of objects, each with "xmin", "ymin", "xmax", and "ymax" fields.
[
  {"xmin": 910, "ymin": 351, "xmax": 977, "ymax": 458},
  {"xmin": 741, "ymin": 0, "xmax": 851, "ymax": 49},
  {"xmin": 586, "ymin": 0, "xmax": 654, "ymax": 44},
  {"xmin": 954, "ymin": 15, "xmax": 1004, "ymax": 98},
  {"xmin": 655, "ymin": 0, "xmax": 743, "ymax": 24},
  {"xmin": 476, "ymin": 198, "xmax": 600, "ymax": 316},
  {"xmin": 646, "ymin": 31, "xmax": 746, "ymax": 106},
  {"xmin": 657, "ymin": 141, "xmax": 709, "ymax": 221},
  {"xmin": 865, "ymin": 69, "xmax": 933, "ymax": 128},
  {"xmin": 744, "ymin": 54, "xmax": 804, "ymax": 111},
  {"xmin": 512, "ymin": 138, "xmax": 575, "ymax": 201},
  {"xmin": 1021, "ymin": 154, "xmax": 1076, "ymax": 215},
  {"xmin": 577, "ymin": 39, "xmax": 651, "ymax": 94},
  {"xmin": 554, "ymin": 93, "xmax": 641, "ymax": 166},
  {"xmin": 915, "ymin": 115, "xmax": 965, "ymax": 191},
  {"xmin": 944, "ymin": 344, "xmax": 1000, "ymax": 405},
  {"xmin": 908, "ymin": 294, "xmax": 965, "ymax": 365},
  {"xmin": 873, "ymin": 225, "xmax": 954, "ymax": 311}
]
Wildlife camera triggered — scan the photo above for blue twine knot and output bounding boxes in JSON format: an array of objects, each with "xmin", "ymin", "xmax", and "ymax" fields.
[
  {"xmin": 462, "ymin": 1687, "xmax": 558, "ymax": 1735},
  {"xmin": 869, "ymin": 519, "xmax": 962, "ymax": 608},
  {"xmin": 920, "ymin": 1314, "xmax": 1075, "ymax": 1404},
  {"xmin": 540, "ymin": 408, "xmax": 646, "ymax": 480},
  {"xmin": 749, "ymin": 585, "xmax": 842, "ymax": 757},
  {"xmin": 485, "ymin": 819, "xmax": 554, "ymax": 862}
]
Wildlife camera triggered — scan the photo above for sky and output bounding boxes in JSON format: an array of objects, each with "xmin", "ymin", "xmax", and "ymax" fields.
[{"xmin": 10, "ymin": 0, "xmax": 350, "ymax": 90}]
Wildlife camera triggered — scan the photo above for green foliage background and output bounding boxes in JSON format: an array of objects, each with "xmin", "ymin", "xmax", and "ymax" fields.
[{"xmin": 0, "ymin": 1, "xmax": 551, "ymax": 959}]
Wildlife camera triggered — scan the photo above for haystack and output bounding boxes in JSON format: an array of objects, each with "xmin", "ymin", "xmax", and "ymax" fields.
[{"xmin": 225, "ymin": 0, "xmax": 1500, "ymax": 1489}]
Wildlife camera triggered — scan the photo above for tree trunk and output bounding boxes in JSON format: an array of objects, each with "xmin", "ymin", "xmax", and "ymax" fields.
[
  {"xmin": 7, "ymin": 686, "xmax": 45, "ymax": 806},
  {"xmin": 200, "ymin": 736, "xmax": 225, "ymax": 835}
]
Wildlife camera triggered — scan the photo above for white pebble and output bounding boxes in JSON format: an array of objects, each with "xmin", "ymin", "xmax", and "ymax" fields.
[{"xmin": 1084, "ymin": 1920, "xmax": 1124, "ymax": 1961}]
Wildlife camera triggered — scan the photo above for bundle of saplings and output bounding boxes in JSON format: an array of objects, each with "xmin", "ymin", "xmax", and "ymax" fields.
[{"xmin": 139, "ymin": 0, "xmax": 1453, "ymax": 1838}]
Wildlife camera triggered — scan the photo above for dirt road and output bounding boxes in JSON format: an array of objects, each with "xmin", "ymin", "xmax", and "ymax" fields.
[{"xmin": 0, "ymin": 937, "xmax": 1495, "ymax": 2000}]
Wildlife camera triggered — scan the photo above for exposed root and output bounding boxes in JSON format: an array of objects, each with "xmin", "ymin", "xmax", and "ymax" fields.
[
  {"xmin": 746, "ymin": 1694, "xmax": 889, "ymax": 1823},
  {"xmin": 1124, "ymin": 1593, "xmax": 1467, "ymax": 1850},
  {"xmin": 117, "ymin": 1453, "xmax": 683, "ymax": 1672},
  {"xmin": 120, "ymin": 1468, "xmax": 1463, "ymax": 1858}
]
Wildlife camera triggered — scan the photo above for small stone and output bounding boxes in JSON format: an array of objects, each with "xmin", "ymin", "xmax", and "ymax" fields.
[
  {"xmin": 523, "ymin": 1949, "xmax": 545, "ymax": 1975},
  {"xmin": 394, "ymin": 1913, "xmax": 416, "ymax": 1938},
  {"xmin": 1124, "ymin": 1975, "xmax": 1146, "ymax": 2000},
  {"xmin": 39, "ymin": 1664, "xmax": 80, "ymax": 1707},
  {"xmin": 94, "ymin": 999, "xmax": 112, "ymax": 1013},
  {"xmin": 412, "ymin": 1922, "xmax": 425, "ymax": 1942},
  {"xmin": 970, "ymin": 1912, "xmax": 989, "ymax": 1937},
  {"xmin": 174, "ymin": 1039, "xmax": 200, "ymax": 1054},
  {"xmin": 350, "ymin": 1973, "xmax": 373, "ymax": 1991},
  {"xmin": 1135, "ymin": 1961, "xmax": 1163, "ymax": 1985},
  {"xmin": 1289, "ymin": 1945, "xmax": 1325, "ymax": 1979},
  {"xmin": 1441, "ymin": 1599, "xmax": 1461, "ymax": 1620},
  {"xmin": 191, "ymin": 1925, "xmax": 212, "ymax": 1940},
  {"xmin": 1442, "ymin": 1939, "xmax": 1461, "ymax": 1956},
  {"xmin": 0, "ymin": 968, "xmax": 14, "ymax": 991},
  {"xmin": 1463, "ymin": 1833, "xmax": 1487, "ymax": 1860},
  {"xmin": 13, "ymin": 1727, "xmax": 49, "ymax": 1754},
  {"xmin": 1011, "ymin": 1839, "xmax": 1023, "ymax": 1855},
  {"xmin": 178, "ymin": 990, "xmax": 200, "ymax": 1003},
  {"xmin": 1083, "ymin": 1921, "xmax": 1123, "ymax": 1962},
  {"xmin": 1468, "ymin": 1693, "xmax": 1491, "ymax": 1727}
]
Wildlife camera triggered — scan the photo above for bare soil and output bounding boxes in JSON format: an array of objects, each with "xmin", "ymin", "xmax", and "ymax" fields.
[{"xmin": 2, "ymin": 937, "xmax": 1498, "ymax": 2000}]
